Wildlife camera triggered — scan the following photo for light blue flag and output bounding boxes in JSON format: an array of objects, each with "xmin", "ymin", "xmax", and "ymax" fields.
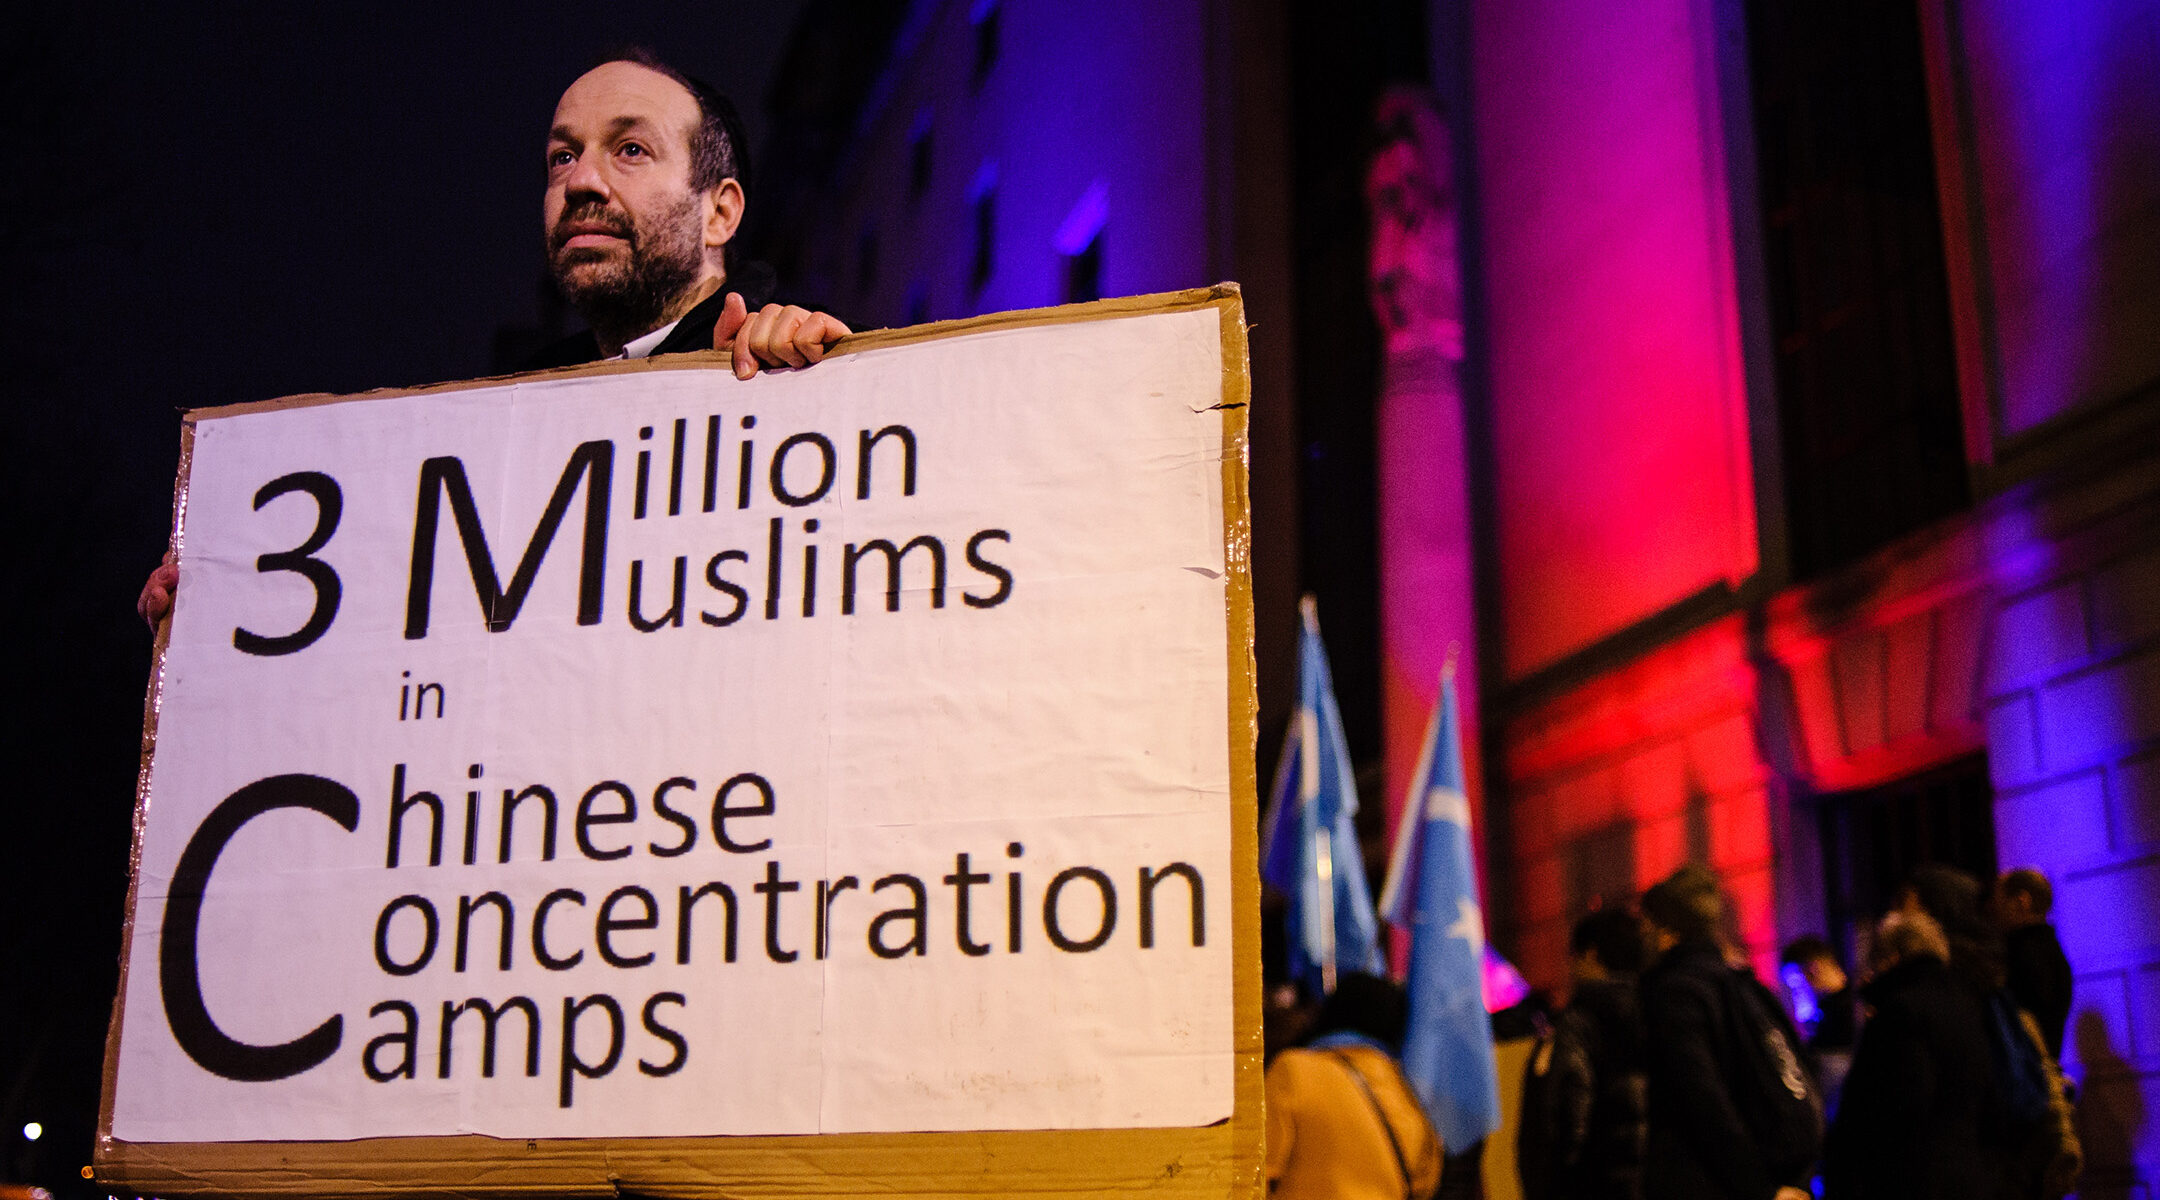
[
  {"xmin": 1259, "ymin": 597, "xmax": 1385, "ymax": 994},
  {"xmin": 1378, "ymin": 669, "xmax": 1502, "ymax": 1150}
]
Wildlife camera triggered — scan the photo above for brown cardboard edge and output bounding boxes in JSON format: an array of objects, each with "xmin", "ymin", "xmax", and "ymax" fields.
[
  {"xmin": 95, "ymin": 1126, "xmax": 1243, "ymax": 1200},
  {"xmin": 98, "ymin": 417, "xmax": 197, "ymax": 1151},
  {"xmin": 95, "ymin": 286, "xmax": 1262, "ymax": 1199},
  {"xmin": 1213, "ymin": 289, "xmax": 1266, "ymax": 1197}
]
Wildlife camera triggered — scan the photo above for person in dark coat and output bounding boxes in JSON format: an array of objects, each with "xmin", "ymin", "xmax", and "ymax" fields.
[
  {"xmin": 1822, "ymin": 909, "xmax": 2017, "ymax": 1200},
  {"xmin": 1899, "ymin": 863, "xmax": 2007, "ymax": 991},
  {"xmin": 1993, "ymin": 867, "xmax": 2074, "ymax": 1061},
  {"xmin": 1519, "ymin": 907, "xmax": 1650, "ymax": 1200},
  {"xmin": 1637, "ymin": 866, "xmax": 1815, "ymax": 1200},
  {"xmin": 1780, "ymin": 935, "xmax": 1856, "ymax": 1112}
]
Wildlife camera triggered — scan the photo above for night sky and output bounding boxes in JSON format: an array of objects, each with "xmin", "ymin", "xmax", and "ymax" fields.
[{"xmin": 1, "ymin": 4, "xmax": 805, "ymax": 1188}]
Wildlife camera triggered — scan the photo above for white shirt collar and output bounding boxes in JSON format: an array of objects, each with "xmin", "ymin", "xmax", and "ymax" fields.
[{"xmin": 616, "ymin": 317, "xmax": 684, "ymax": 360}]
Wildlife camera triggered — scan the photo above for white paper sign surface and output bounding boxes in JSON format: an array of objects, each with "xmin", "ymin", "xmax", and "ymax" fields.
[{"xmin": 113, "ymin": 308, "xmax": 1236, "ymax": 1143}]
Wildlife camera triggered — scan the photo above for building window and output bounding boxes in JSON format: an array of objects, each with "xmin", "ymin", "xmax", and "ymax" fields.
[
  {"xmin": 1816, "ymin": 755, "xmax": 1994, "ymax": 967},
  {"xmin": 909, "ymin": 111, "xmax": 934, "ymax": 202},
  {"xmin": 971, "ymin": 191, "xmax": 996, "ymax": 296},
  {"xmin": 1746, "ymin": 0, "xmax": 1970, "ymax": 580},
  {"xmin": 1064, "ymin": 234, "xmax": 1102, "ymax": 305},
  {"xmin": 1056, "ymin": 179, "xmax": 1108, "ymax": 305},
  {"xmin": 971, "ymin": 0, "xmax": 1000, "ymax": 89},
  {"xmin": 970, "ymin": 164, "xmax": 998, "ymax": 299}
]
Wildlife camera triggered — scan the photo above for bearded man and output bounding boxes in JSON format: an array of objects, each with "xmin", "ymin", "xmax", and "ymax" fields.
[{"xmin": 141, "ymin": 48, "xmax": 846, "ymax": 627}]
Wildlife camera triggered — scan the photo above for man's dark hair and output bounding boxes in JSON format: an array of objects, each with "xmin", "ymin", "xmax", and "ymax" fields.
[
  {"xmin": 1305, "ymin": 971, "xmax": 1410, "ymax": 1051},
  {"xmin": 591, "ymin": 44, "xmax": 760, "ymax": 276},
  {"xmin": 593, "ymin": 46, "xmax": 753, "ymax": 274},
  {"xmin": 1640, "ymin": 864, "xmax": 1724, "ymax": 945},
  {"xmin": 1901, "ymin": 862, "xmax": 2006, "ymax": 989},
  {"xmin": 1780, "ymin": 934, "xmax": 1838, "ymax": 970},
  {"xmin": 597, "ymin": 46, "xmax": 752, "ymax": 197},
  {"xmin": 1570, "ymin": 907, "xmax": 1647, "ymax": 974},
  {"xmin": 1998, "ymin": 866, "xmax": 2053, "ymax": 916},
  {"xmin": 1904, "ymin": 862, "xmax": 1987, "ymax": 939}
]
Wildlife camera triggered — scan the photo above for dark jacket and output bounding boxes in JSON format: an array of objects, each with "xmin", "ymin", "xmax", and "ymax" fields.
[
  {"xmin": 521, "ymin": 261, "xmax": 784, "ymax": 370},
  {"xmin": 2005, "ymin": 923, "xmax": 2073, "ymax": 1060},
  {"xmin": 1641, "ymin": 941, "xmax": 1818, "ymax": 1200},
  {"xmin": 1519, "ymin": 977, "xmax": 1648, "ymax": 1200},
  {"xmin": 1822, "ymin": 954, "xmax": 2015, "ymax": 1200},
  {"xmin": 1811, "ymin": 985, "xmax": 1858, "ymax": 1052}
]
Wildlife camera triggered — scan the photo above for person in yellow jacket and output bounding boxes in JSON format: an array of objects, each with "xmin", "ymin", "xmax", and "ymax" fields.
[{"xmin": 1267, "ymin": 972, "xmax": 1444, "ymax": 1200}]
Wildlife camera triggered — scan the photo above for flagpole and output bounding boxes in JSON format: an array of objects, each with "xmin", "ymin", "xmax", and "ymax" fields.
[
  {"xmin": 1314, "ymin": 827, "xmax": 1337, "ymax": 996},
  {"xmin": 1299, "ymin": 596, "xmax": 1337, "ymax": 995}
]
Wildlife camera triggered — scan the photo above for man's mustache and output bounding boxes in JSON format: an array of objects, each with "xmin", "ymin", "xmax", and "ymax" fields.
[{"xmin": 551, "ymin": 205, "xmax": 635, "ymax": 250}]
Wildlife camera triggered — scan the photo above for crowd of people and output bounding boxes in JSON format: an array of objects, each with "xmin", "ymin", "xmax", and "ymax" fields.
[{"xmin": 1265, "ymin": 862, "xmax": 2082, "ymax": 1200}]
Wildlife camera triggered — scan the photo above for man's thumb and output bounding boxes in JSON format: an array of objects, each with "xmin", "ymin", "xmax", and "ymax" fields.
[{"xmin": 713, "ymin": 292, "xmax": 749, "ymax": 348}]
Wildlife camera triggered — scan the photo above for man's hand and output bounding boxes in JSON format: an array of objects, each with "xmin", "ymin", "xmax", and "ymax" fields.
[
  {"xmin": 138, "ymin": 550, "xmax": 178, "ymax": 630},
  {"xmin": 714, "ymin": 292, "xmax": 851, "ymax": 380}
]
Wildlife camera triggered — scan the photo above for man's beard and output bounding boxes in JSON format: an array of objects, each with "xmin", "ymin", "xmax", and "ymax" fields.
[{"xmin": 548, "ymin": 191, "xmax": 707, "ymax": 348}]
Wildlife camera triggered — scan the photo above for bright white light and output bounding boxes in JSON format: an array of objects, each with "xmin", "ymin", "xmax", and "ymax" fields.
[{"xmin": 21, "ymin": 1120, "xmax": 42, "ymax": 1140}]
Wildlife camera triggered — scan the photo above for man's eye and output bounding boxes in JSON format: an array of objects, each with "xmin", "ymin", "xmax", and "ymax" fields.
[
  {"xmin": 620, "ymin": 142, "xmax": 648, "ymax": 159},
  {"xmin": 548, "ymin": 148, "xmax": 575, "ymax": 169}
]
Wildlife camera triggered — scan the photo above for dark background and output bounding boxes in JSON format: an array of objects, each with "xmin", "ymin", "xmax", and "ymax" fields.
[{"xmin": 0, "ymin": 4, "xmax": 806, "ymax": 1188}]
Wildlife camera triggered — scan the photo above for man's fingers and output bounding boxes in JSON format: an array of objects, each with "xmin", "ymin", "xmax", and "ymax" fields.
[
  {"xmin": 734, "ymin": 303, "xmax": 782, "ymax": 379},
  {"xmin": 726, "ymin": 305, "xmax": 850, "ymax": 378},
  {"xmin": 768, "ymin": 309, "xmax": 811, "ymax": 368},
  {"xmin": 797, "ymin": 313, "xmax": 851, "ymax": 364},
  {"xmin": 748, "ymin": 305, "xmax": 800, "ymax": 366},
  {"xmin": 139, "ymin": 559, "xmax": 180, "ymax": 629},
  {"xmin": 712, "ymin": 291, "xmax": 750, "ymax": 353},
  {"xmin": 737, "ymin": 304, "xmax": 801, "ymax": 373}
]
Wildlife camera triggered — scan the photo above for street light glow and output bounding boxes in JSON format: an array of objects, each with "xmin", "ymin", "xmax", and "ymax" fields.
[{"xmin": 22, "ymin": 1120, "xmax": 43, "ymax": 1140}]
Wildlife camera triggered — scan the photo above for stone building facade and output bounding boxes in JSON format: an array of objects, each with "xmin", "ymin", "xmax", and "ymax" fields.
[{"xmin": 1449, "ymin": 0, "xmax": 2160, "ymax": 1188}]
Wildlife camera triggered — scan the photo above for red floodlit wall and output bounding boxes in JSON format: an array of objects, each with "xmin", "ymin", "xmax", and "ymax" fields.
[
  {"xmin": 1500, "ymin": 617, "xmax": 1786, "ymax": 986},
  {"xmin": 1469, "ymin": 0, "xmax": 1759, "ymax": 683}
]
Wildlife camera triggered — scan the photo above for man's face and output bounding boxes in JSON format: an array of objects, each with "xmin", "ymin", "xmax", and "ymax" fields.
[
  {"xmin": 1569, "ymin": 947, "xmax": 1609, "ymax": 985},
  {"xmin": 1990, "ymin": 885, "xmax": 2039, "ymax": 928},
  {"xmin": 1799, "ymin": 956, "xmax": 1846, "ymax": 995},
  {"xmin": 544, "ymin": 62, "xmax": 714, "ymax": 326},
  {"xmin": 1643, "ymin": 921, "xmax": 1678, "ymax": 960}
]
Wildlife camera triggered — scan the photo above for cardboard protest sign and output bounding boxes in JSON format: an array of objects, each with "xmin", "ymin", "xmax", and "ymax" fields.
[{"xmin": 95, "ymin": 287, "xmax": 1261, "ymax": 1198}]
